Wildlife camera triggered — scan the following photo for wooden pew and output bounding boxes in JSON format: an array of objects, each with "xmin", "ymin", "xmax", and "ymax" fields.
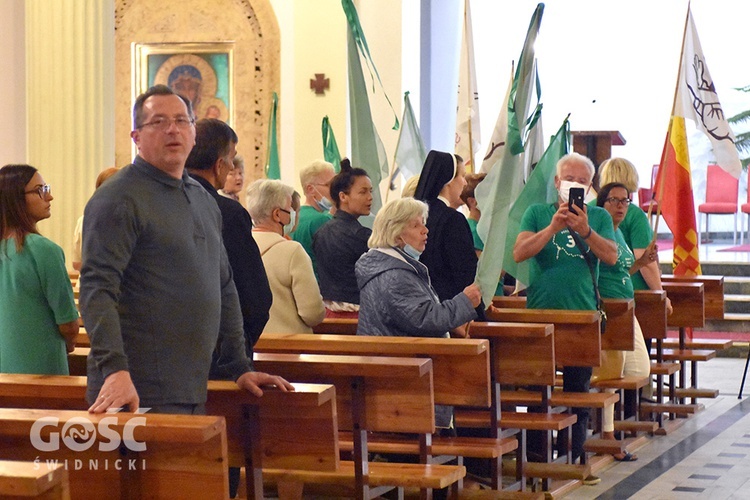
[
  {"xmin": 0, "ymin": 407, "xmax": 228, "ymax": 499},
  {"xmin": 0, "ymin": 460, "xmax": 68, "ymax": 499},
  {"xmin": 659, "ymin": 281, "xmax": 719, "ymax": 405},
  {"xmin": 488, "ymin": 299, "xmax": 643, "ymax": 461},
  {"xmin": 661, "ymin": 275, "xmax": 724, "ymax": 321},
  {"xmin": 254, "ymin": 334, "xmax": 524, "ymax": 493},
  {"xmin": 487, "ymin": 301, "xmax": 601, "ymax": 367},
  {"xmin": 250, "ymin": 352, "xmax": 468, "ymax": 498},
  {"xmin": 0, "ymin": 374, "xmax": 339, "ymax": 500},
  {"xmin": 634, "ymin": 290, "xmax": 696, "ymax": 432},
  {"xmin": 466, "ymin": 322, "xmax": 589, "ymax": 495}
]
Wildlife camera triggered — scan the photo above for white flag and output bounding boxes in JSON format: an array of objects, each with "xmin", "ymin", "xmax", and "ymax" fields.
[
  {"xmin": 679, "ymin": 9, "xmax": 741, "ymax": 178},
  {"xmin": 479, "ymin": 65, "xmax": 513, "ymax": 174},
  {"xmin": 454, "ymin": 0, "xmax": 480, "ymax": 171}
]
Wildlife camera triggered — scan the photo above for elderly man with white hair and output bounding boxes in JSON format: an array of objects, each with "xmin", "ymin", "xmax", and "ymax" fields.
[
  {"xmin": 247, "ymin": 179, "xmax": 325, "ymax": 334},
  {"xmin": 513, "ymin": 152, "xmax": 617, "ymax": 483}
]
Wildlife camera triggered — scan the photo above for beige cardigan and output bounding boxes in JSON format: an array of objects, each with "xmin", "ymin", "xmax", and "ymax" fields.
[{"xmin": 253, "ymin": 231, "xmax": 325, "ymax": 334}]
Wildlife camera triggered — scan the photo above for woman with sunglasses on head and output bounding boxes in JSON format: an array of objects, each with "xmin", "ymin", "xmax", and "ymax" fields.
[{"xmin": 0, "ymin": 164, "xmax": 79, "ymax": 374}]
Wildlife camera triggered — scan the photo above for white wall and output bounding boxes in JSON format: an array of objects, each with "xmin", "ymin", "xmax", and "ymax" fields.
[{"xmin": 0, "ymin": 0, "xmax": 26, "ymax": 165}]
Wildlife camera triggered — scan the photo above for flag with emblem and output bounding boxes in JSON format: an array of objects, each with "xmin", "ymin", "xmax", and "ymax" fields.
[
  {"xmin": 654, "ymin": 7, "xmax": 741, "ymax": 275},
  {"xmin": 474, "ymin": 3, "xmax": 544, "ymax": 307},
  {"xmin": 454, "ymin": 0, "xmax": 480, "ymax": 172}
]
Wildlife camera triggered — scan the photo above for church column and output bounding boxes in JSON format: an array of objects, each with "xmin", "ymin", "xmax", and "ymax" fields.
[{"xmin": 25, "ymin": 0, "xmax": 115, "ymax": 262}]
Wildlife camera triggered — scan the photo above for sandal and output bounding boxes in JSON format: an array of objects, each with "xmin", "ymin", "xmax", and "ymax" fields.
[{"xmin": 614, "ymin": 451, "xmax": 638, "ymax": 462}]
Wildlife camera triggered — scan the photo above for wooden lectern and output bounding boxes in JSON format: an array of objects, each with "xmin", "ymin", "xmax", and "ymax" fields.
[{"xmin": 571, "ymin": 130, "xmax": 626, "ymax": 190}]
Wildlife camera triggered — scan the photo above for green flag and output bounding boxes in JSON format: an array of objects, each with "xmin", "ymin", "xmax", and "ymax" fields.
[
  {"xmin": 389, "ymin": 91, "xmax": 427, "ymax": 188},
  {"xmin": 322, "ymin": 116, "xmax": 342, "ymax": 172},
  {"xmin": 265, "ymin": 92, "xmax": 280, "ymax": 179},
  {"xmin": 343, "ymin": 0, "xmax": 397, "ymax": 214},
  {"xmin": 502, "ymin": 116, "xmax": 570, "ymax": 288},
  {"xmin": 475, "ymin": 3, "xmax": 544, "ymax": 307}
]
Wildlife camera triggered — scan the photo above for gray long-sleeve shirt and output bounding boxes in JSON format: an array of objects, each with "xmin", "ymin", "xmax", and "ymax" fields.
[{"xmin": 80, "ymin": 156, "xmax": 251, "ymax": 406}]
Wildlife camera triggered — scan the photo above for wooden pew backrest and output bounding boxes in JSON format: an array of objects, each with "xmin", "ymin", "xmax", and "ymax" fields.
[
  {"xmin": 255, "ymin": 334, "xmax": 491, "ymax": 407},
  {"xmin": 662, "ymin": 282, "xmax": 705, "ymax": 328},
  {"xmin": 661, "ymin": 274, "xmax": 723, "ymax": 320},
  {"xmin": 633, "ymin": 290, "xmax": 668, "ymax": 340}
]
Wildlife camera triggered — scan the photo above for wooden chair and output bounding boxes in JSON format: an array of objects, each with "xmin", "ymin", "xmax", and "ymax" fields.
[{"xmin": 698, "ymin": 164, "xmax": 739, "ymax": 244}]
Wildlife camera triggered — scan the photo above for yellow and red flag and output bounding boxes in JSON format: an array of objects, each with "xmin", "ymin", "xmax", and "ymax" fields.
[{"xmin": 655, "ymin": 7, "xmax": 741, "ymax": 275}]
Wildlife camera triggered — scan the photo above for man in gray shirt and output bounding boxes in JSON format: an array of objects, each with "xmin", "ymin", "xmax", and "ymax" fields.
[{"xmin": 80, "ymin": 84, "xmax": 291, "ymax": 414}]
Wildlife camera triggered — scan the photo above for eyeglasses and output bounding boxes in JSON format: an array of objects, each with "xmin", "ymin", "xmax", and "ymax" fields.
[
  {"xmin": 138, "ymin": 116, "xmax": 195, "ymax": 131},
  {"xmin": 25, "ymin": 184, "xmax": 51, "ymax": 199},
  {"xmin": 605, "ymin": 197, "xmax": 632, "ymax": 207}
]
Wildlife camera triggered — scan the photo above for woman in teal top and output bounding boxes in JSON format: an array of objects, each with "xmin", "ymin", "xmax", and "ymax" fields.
[
  {"xmin": 0, "ymin": 165, "xmax": 79, "ymax": 375},
  {"xmin": 594, "ymin": 182, "xmax": 655, "ymax": 461}
]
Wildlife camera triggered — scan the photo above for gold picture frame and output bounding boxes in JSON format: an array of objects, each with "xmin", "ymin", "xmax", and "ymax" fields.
[{"xmin": 133, "ymin": 42, "xmax": 235, "ymax": 125}]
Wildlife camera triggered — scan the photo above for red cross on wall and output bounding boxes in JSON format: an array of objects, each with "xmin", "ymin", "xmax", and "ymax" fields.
[{"xmin": 310, "ymin": 73, "xmax": 330, "ymax": 95}]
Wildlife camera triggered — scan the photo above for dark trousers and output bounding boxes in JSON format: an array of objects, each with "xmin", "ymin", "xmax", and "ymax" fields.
[{"xmin": 556, "ymin": 366, "xmax": 592, "ymax": 461}]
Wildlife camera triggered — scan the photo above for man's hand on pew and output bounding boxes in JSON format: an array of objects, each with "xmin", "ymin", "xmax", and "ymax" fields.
[
  {"xmin": 237, "ymin": 371, "xmax": 295, "ymax": 397},
  {"xmin": 88, "ymin": 370, "xmax": 140, "ymax": 414}
]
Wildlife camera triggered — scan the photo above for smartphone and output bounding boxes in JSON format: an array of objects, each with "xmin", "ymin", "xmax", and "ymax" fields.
[{"xmin": 568, "ymin": 187, "xmax": 585, "ymax": 214}]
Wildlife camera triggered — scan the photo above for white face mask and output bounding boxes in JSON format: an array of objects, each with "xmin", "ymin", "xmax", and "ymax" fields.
[
  {"xmin": 283, "ymin": 209, "xmax": 297, "ymax": 236},
  {"xmin": 558, "ymin": 180, "xmax": 589, "ymax": 203}
]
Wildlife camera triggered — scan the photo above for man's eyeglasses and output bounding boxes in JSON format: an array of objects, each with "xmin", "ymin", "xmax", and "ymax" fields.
[
  {"xmin": 605, "ymin": 197, "xmax": 632, "ymax": 207},
  {"xmin": 25, "ymin": 184, "xmax": 51, "ymax": 199},
  {"xmin": 138, "ymin": 116, "xmax": 195, "ymax": 131}
]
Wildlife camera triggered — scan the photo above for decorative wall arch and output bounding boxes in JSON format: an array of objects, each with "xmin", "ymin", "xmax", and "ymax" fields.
[{"xmin": 114, "ymin": 0, "xmax": 280, "ymax": 180}]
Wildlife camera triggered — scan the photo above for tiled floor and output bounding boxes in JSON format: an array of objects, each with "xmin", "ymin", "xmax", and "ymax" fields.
[{"xmin": 574, "ymin": 357, "xmax": 750, "ymax": 499}]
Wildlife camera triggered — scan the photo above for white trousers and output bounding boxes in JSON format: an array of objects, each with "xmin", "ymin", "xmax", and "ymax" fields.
[{"xmin": 596, "ymin": 318, "xmax": 651, "ymax": 433}]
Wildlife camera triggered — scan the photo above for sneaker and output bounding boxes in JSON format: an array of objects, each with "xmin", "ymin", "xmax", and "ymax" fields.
[{"xmin": 583, "ymin": 474, "xmax": 601, "ymax": 486}]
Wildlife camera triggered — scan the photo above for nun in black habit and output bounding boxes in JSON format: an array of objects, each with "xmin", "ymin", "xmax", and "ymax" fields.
[{"xmin": 414, "ymin": 150, "xmax": 485, "ymax": 321}]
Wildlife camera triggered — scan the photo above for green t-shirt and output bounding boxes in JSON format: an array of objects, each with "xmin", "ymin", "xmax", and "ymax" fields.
[
  {"xmin": 520, "ymin": 203, "xmax": 615, "ymax": 310},
  {"xmin": 598, "ymin": 228, "xmax": 635, "ymax": 299},
  {"xmin": 618, "ymin": 204, "xmax": 653, "ymax": 290},
  {"xmin": 0, "ymin": 234, "xmax": 79, "ymax": 375},
  {"xmin": 587, "ymin": 201, "xmax": 653, "ymax": 289},
  {"xmin": 467, "ymin": 218, "xmax": 484, "ymax": 251},
  {"xmin": 291, "ymin": 205, "xmax": 332, "ymax": 276}
]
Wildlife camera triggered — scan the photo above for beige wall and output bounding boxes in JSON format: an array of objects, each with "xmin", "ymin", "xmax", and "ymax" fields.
[
  {"xmin": 270, "ymin": 0, "xmax": 402, "ymax": 197},
  {"xmin": 0, "ymin": 0, "xmax": 26, "ymax": 165},
  {"xmin": 25, "ymin": 0, "xmax": 115, "ymax": 265}
]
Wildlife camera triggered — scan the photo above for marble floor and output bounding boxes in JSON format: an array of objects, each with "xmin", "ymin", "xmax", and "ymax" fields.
[{"xmin": 572, "ymin": 356, "xmax": 750, "ymax": 499}]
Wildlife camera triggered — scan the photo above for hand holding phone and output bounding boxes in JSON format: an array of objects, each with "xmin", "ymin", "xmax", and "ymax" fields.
[{"xmin": 568, "ymin": 187, "xmax": 585, "ymax": 215}]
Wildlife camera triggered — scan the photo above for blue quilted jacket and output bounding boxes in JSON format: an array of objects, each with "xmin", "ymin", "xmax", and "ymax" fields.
[{"xmin": 355, "ymin": 247, "xmax": 477, "ymax": 338}]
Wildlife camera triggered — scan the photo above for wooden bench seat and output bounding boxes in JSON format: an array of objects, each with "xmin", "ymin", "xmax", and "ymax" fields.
[
  {"xmin": 590, "ymin": 376, "xmax": 650, "ymax": 391},
  {"xmin": 657, "ymin": 349, "xmax": 716, "ymax": 362},
  {"xmin": 650, "ymin": 362, "xmax": 681, "ymax": 376},
  {"xmin": 0, "ymin": 460, "xmax": 68, "ymax": 499},
  {"xmin": 501, "ymin": 391, "xmax": 619, "ymax": 410},
  {"xmin": 662, "ymin": 339, "xmax": 734, "ymax": 350}
]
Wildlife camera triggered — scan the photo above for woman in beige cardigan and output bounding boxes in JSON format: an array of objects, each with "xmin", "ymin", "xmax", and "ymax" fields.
[{"xmin": 247, "ymin": 179, "xmax": 325, "ymax": 334}]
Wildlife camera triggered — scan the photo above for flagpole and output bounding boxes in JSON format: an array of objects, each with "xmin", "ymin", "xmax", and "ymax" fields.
[
  {"xmin": 463, "ymin": 0, "xmax": 475, "ymax": 173},
  {"xmin": 651, "ymin": 2, "xmax": 691, "ymax": 241}
]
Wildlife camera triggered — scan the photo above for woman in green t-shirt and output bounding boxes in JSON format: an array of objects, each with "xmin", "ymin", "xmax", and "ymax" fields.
[
  {"xmin": 594, "ymin": 182, "xmax": 656, "ymax": 461},
  {"xmin": 0, "ymin": 164, "xmax": 79, "ymax": 374}
]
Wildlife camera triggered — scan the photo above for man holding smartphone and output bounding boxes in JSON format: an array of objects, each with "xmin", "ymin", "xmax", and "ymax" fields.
[{"xmin": 513, "ymin": 152, "xmax": 617, "ymax": 483}]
